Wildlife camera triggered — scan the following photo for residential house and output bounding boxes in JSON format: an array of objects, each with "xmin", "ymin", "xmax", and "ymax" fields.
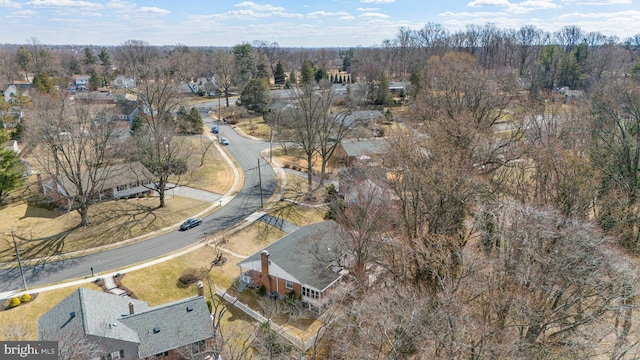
[
  {"xmin": 74, "ymin": 90, "xmax": 116, "ymax": 105},
  {"xmin": 339, "ymin": 110, "xmax": 384, "ymax": 128},
  {"xmin": 2, "ymin": 83, "xmax": 31, "ymax": 103},
  {"xmin": 331, "ymin": 138, "xmax": 387, "ymax": 167},
  {"xmin": 113, "ymin": 75, "xmax": 137, "ymax": 89},
  {"xmin": 38, "ymin": 287, "xmax": 215, "ymax": 360},
  {"xmin": 332, "ymin": 83, "xmax": 366, "ymax": 97},
  {"xmin": 41, "ymin": 162, "xmax": 155, "ymax": 206},
  {"xmin": 116, "ymin": 99, "xmax": 141, "ymax": 122},
  {"xmin": 69, "ymin": 74, "xmax": 90, "ymax": 92},
  {"xmin": 237, "ymin": 221, "xmax": 346, "ymax": 312},
  {"xmin": 388, "ymin": 81, "xmax": 410, "ymax": 96}
]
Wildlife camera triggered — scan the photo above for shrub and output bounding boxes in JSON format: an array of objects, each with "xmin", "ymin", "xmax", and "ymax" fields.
[
  {"xmin": 206, "ymin": 299, "xmax": 213, "ymax": 313},
  {"xmin": 178, "ymin": 268, "xmax": 202, "ymax": 287},
  {"xmin": 20, "ymin": 294, "xmax": 31, "ymax": 303},
  {"xmin": 7, "ymin": 297, "xmax": 21, "ymax": 309},
  {"xmin": 257, "ymin": 284, "xmax": 267, "ymax": 296}
]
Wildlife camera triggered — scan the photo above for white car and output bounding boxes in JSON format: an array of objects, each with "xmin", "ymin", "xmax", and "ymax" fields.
[{"xmin": 221, "ymin": 137, "xmax": 229, "ymax": 145}]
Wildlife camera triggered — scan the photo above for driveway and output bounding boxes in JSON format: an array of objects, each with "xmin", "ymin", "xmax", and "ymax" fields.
[{"xmin": 168, "ymin": 184, "xmax": 222, "ymax": 203}]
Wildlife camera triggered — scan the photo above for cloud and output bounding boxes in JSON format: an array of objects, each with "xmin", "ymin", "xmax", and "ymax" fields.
[
  {"xmin": 234, "ymin": 1, "xmax": 285, "ymax": 12},
  {"xmin": 0, "ymin": 0, "xmax": 21, "ymax": 8},
  {"xmin": 307, "ymin": 11, "xmax": 351, "ymax": 18},
  {"xmin": 468, "ymin": 0, "xmax": 510, "ymax": 6},
  {"xmin": 360, "ymin": 0, "xmax": 394, "ymax": 3},
  {"xmin": 26, "ymin": 0, "xmax": 104, "ymax": 8},
  {"xmin": 466, "ymin": 0, "xmax": 559, "ymax": 13},
  {"xmin": 561, "ymin": 0, "xmax": 631, "ymax": 4},
  {"xmin": 8, "ymin": 9, "xmax": 37, "ymax": 17},
  {"xmin": 106, "ymin": 0, "xmax": 135, "ymax": 9},
  {"xmin": 138, "ymin": 6, "xmax": 170, "ymax": 15},
  {"xmin": 359, "ymin": 12, "xmax": 390, "ymax": 19},
  {"xmin": 357, "ymin": 7, "xmax": 379, "ymax": 11}
]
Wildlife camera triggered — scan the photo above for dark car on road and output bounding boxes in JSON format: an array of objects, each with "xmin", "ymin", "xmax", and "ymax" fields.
[
  {"xmin": 180, "ymin": 218, "xmax": 202, "ymax": 231},
  {"xmin": 212, "ymin": 126, "xmax": 218, "ymax": 134}
]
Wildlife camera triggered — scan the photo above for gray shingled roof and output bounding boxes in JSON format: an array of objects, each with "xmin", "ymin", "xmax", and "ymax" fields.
[
  {"xmin": 38, "ymin": 288, "xmax": 213, "ymax": 358},
  {"xmin": 119, "ymin": 296, "xmax": 213, "ymax": 358},
  {"xmin": 340, "ymin": 138, "xmax": 386, "ymax": 157},
  {"xmin": 239, "ymin": 221, "xmax": 342, "ymax": 291},
  {"xmin": 37, "ymin": 287, "xmax": 149, "ymax": 343}
]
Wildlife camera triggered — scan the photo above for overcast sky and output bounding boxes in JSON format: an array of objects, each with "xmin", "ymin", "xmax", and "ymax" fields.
[{"xmin": 1, "ymin": 0, "xmax": 639, "ymax": 47}]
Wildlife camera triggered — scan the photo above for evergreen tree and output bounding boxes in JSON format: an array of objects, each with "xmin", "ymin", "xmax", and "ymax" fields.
[
  {"xmin": 300, "ymin": 60, "xmax": 314, "ymax": 84},
  {"xmin": 84, "ymin": 47, "xmax": 96, "ymax": 65},
  {"xmin": 314, "ymin": 68, "xmax": 327, "ymax": 83},
  {"xmin": 130, "ymin": 114, "xmax": 144, "ymax": 135},
  {"xmin": 189, "ymin": 107, "xmax": 204, "ymax": 134},
  {"xmin": 88, "ymin": 68, "xmax": 102, "ymax": 90},
  {"xmin": 274, "ymin": 62, "xmax": 286, "ymax": 86},
  {"xmin": 288, "ymin": 71, "xmax": 297, "ymax": 86},
  {"xmin": 0, "ymin": 131, "xmax": 24, "ymax": 205},
  {"xmin": 32, "ymin": 72, "xmax": 54, "ymax": 94},
  {"xmin": 98, "ymin": 47, "xmax": 112, "ymax": 85},
  {"xmin": 376, "ymin": 72, "xmax": 391, "ymax": 106},
  {"xmin": 240, "ymin": 78, "xmax": 271, "ymax": 113},
  {"xmin": 409, "ymin": 68, "xmax": 423, "ymax": 98}
]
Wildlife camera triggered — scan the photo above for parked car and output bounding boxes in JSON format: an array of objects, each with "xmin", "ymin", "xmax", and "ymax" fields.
[
  {"xmin": 212, "ymin": 126, "xmax": 218, "ymax": 134},
  {"xmin": 180, "ymin": 218, "xmax": 202, "ymax": 231},
  {"xmin": 221, "ymin": 137, "xmax": 229, "ymax": 145}
]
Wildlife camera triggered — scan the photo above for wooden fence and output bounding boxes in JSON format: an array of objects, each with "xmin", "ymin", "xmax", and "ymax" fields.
[{"xmin": 215, "ymin": 285, "xmax": 319, "ymax": 352}]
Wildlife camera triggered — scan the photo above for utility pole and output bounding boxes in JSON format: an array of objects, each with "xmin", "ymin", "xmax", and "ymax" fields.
[
  {"xmin": 11, "ymin": 230, "xmax": 28, "ymax": 291},
  {"xmin": 258, "ymin": 158, "xmax": 263, "ymax": 208}
]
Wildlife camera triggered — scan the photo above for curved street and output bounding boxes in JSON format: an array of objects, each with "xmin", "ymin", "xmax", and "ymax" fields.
[{"xmin": 0, "ymin": 106, "xmax": 276, "ymax": 293}]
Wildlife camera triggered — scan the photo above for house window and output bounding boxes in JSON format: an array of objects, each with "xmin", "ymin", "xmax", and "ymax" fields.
[
  {"xmin": 191, "ymin": 340, "xmax": 206, "ymax": 355},
  {"xmin": 302, "ymin": 286, "xmax": 319, "ymax": 299},
  {"xmin": 116, "ymin": 184, "xmax": 128, "ymax": 191},
  {"xmin": 285, "ymin": 280, "xmax": 293, "ymax": 290},
  {"xmin": 153, "ymin": 351, "xmax": 168, "ymax": 358},
  {"xmin": 130, "ymin": 182, "xmax": 138, "ymax": 188},
  {"xmin": 102, "ymin": 350, "xmax": 124, "ymax": 360}
]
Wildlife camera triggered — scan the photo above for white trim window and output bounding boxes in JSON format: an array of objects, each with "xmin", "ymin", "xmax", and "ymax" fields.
[
  {"xmin": 302, "ymin": 286, "xmax": 319, "ymax": 299},
  {"xmin": 285, "ymin": 280, "xmax": 293, "ymax": 290}
]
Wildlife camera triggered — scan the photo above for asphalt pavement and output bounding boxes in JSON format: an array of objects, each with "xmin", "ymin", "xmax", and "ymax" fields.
[{"xmin": 0, "ymin": 109, "xmax": 277, "ymax": 297}]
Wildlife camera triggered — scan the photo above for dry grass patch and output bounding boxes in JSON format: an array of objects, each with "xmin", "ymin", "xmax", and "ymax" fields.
[
  {"xmin": 222, "ymin": 222, "xmax": 285, "ymax": 257},
  {"xmin": 235, "ymin": 116, "xmax": 270, "ymax": 139},
  {"xmin": 172, "ymin": 135, "xmax": 235, "ymax": 194},
  {"xmin": 0, "ymin": 196, "xmax": 210, "ymax": 263}
]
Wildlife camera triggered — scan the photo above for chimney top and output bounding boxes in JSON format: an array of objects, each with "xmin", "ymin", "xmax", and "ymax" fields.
[
  {"xmin": 128, "ymin": 302, "xmax": 134, "ymax": 315},
  {"xmin": 261, "ymin": 250, "xmax": 269, "ymax": 256}
]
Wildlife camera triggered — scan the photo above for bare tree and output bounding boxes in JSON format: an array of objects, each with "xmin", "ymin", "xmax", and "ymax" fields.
[
  {"xmin": 212, "ymin": 50, "xmax": 235, "ymax": 107},
  {"xmin": 280, "ymin": 81, "xmax": 352, "ymax": 197},
  {"xmin": 130, "ymin": 72, "xmax": 188, "ymax": 208},
  {"xmin": 589, "ymin": 79, "xmax": 640, "ymax": 249},
  {"xmin": 26, "ymin": 92, "xmax": 121, "ymax": 226},
  {"xmin": 114, "ymin": 39, "xmax": 159, "ymax": 80}
]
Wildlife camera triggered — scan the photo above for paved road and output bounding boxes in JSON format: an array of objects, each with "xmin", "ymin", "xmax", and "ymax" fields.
[{"xmin": 0, "ymin": 113, "xmax": 276, "ymax": 293}]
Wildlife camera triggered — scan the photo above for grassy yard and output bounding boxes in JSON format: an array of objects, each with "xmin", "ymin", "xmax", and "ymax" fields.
[{"xmin": 0, "ymin": 218, "xmax": 320, "ymax": 341}]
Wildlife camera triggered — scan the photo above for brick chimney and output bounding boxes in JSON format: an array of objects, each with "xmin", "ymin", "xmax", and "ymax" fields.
[
  {"xmin": 128, "ymin": 302, "xmax": 134, "ymax": 315},
  {"xmin": 260, "ymin": 250, "xmax": 271, "ymax": 292},
  {"xmin": 197, "ymin": 281, "xmax": 204, "ymax": 297}
]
